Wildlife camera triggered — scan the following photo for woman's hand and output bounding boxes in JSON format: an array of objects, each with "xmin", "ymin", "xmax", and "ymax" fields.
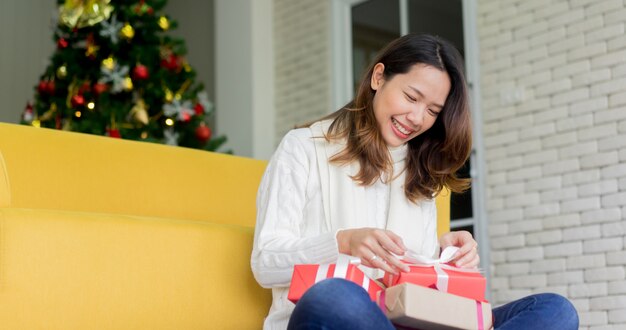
[
  {"xmin": 439, "ymin": 230, "xmax": 480, "ymax": 269},
  {"xmin": 336, "ymin": 228, "xmax": 410, "ymax": 274}
]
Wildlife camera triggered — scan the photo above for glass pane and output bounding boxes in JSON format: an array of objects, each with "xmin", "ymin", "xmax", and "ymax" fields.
[
  {"xmin": 351, "ymin": 0, "xmax": 400, "ymax": 92},
  {"xmin": 407, "ymin": 0, "xmax": 465, "ymax": 57},
  {"xmin": 450, "ymin": 160, "xmax": 473, "ymax": 220}
]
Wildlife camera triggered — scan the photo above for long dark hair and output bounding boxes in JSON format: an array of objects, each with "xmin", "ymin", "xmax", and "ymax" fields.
[{"xmin": 309, "ymin": 33, "xmax": 472, "ymax": 202}]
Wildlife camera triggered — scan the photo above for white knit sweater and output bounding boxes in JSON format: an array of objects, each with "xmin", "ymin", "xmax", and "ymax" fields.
[{"xmin": 251, "ymin": 123, "xmax": 438, "ymax": 329}]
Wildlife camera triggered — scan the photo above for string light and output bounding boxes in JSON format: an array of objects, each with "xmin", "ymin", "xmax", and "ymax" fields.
[
  {"xmin": 165, "ymin": 118, "xmax": 174, "ymax": 126},
  {"xmin": 87, "ymin": 102, "xmax": 95, "ymax": 110},
  {"xmin": 75, "ymin": 111, "xmax": 82, "ymax": 118}
]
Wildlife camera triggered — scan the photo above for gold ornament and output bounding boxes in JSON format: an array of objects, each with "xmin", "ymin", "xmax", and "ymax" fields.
[
  {"xmin": 164, "ymin": 89, "xmax": 174, "ymax": 103},
  {"xmin": 56, "ymin": 65, "xmax": 68, "ymax": 79},
  {"xmin": 140, "ymin": 131, "xmax": 148, "ymax": 139},
  {"xmin": 158, "ymin": 16, "xmax": 170, "ymax": 31},
  {"xmin": 59, "ymin": 0, "xmax": 113, "ymax": 29},
  {"xmin": 120, "ymin": 23, "xmax": 135, "ymax": 40},
  {"xmin": 40, "ymin": 103, "xmax": 58, "ymax": 121},
  {"xmin": 102, "ymin": 56, "xmax": 115, "ymax": 70},
  {"xmin": 183, "ymin": 61, "xmax": 192, "ymax": 73},
  {"xmin": 31, "ymin": 119, "xmax": 41, "ymax": 128},
  {"xmin": 130, "ymin": 99, "xmax": 149, "ymax": 125},
  {"xmin": 85, "ymin": 43, "xmax": 99, "ymax": 57},
  {"xmin": 123, "ymin": 76, "xmax": 133, "ymax": 91}
]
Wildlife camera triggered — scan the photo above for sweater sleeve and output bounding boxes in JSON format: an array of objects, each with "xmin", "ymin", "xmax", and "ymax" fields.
[{"xmin": 251, "ymin": 130, "xmax": 339, "ymax": 289}]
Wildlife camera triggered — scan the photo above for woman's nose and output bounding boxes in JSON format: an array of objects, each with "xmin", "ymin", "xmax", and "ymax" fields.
[{"xmin": 406, "ymin": 106, "xmax": 425, "ymax": 127}]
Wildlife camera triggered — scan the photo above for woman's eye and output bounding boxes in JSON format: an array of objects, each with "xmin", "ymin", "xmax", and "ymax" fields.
[
  {"xmin": 404, "ymin": 93, "xmax": 417, "ymax": 102},
  {"xmin": 428, "ymin": 109, "xmax": 439, "ymax": 116}
]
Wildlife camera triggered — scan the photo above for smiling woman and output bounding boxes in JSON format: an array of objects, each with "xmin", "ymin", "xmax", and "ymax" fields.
[{"xmin": 251, "ymin": 34, "xmax": 473, "ymax": 328}]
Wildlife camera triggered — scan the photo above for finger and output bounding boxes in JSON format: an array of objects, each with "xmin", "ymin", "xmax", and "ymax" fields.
[
  {"xmin": 384, "ymin": 230, "xmax": 408, "ymax": 252},
  {"xmin": 456, "ymin": 240, "xmax": 478, "ymax": 257},
  {"xmin": 455, "ymin": 246, "xmax": 478, "ymax": 268},
  {"xmin": 370, "ymin": 243, "xmax": 410, "ymax": 273},
  {"xmin": 359, "ymin": 247, "xmax": 394, "ymax": 272},
  {"xmin": 368, "ymin": 253, "xmax": 398, "ymax": 275},
  {"xmin": 374, "ymin": 230, "xmax": 406, "ymax": 256},
  {"xmin": 457, "ymin": 253, "xmax": 480, "ymax": 269}
]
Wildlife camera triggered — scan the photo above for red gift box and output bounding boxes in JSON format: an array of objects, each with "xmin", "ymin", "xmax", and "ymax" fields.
[
  {"xmin": 288, "ymin": 262, "xmax": 384, "ymax": 304},
  {"xmin": 383, "ymin": 264, "xmax": 486, "ymax": 301}
]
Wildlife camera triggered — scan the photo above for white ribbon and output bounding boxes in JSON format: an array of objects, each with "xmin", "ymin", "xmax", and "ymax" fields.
[
  {"xmin": 314, "ymin": 254, "xmax": 370, "ymax": 291},
  {"xmin": 400, "ymin": 246, "xmax": 481, "ymax": 292},
  {"xmin": 403, "ymin": 245, "xmax": 459, "ymax": 265},
  {"xmin": 434, "ymin": 263, "xmax": 449, "ymax": 292}
]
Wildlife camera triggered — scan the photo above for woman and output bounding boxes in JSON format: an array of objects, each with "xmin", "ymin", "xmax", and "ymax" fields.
[{"xmin": 251, "ymin": 34, "xmax": 578, "ymax": 330}]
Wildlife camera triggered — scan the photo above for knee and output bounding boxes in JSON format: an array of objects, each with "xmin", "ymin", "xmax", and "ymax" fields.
[
  {"xmin": 291, "ymin": 279, "xmax": 371, "ymax": 322},
  {"xmin": 538, "ymin": 293, "xmax": 579, "ymax": 329},
  {"xmin": 299, "ymin": 278, "xmax": 369, "ymax": 306}
]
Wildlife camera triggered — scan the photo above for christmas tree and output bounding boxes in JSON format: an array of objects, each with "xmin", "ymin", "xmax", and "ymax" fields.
[{"xmin": 21, "ymin": 0, "xmax": 226, "ymax": 151}]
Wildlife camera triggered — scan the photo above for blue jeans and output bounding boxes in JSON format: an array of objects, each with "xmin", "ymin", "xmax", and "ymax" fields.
[{"xmin": 288, "ymin": 278, "xmax": 579, "ymax": 330}]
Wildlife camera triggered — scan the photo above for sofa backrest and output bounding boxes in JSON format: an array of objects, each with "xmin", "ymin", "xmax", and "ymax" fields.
[
  {"xmin": 0, "ymin": 123, "xmax": 266, "ymax": 228},
  {"xmin": 0, "ymin": 123, "xmax": 451, "ymax": 234}
]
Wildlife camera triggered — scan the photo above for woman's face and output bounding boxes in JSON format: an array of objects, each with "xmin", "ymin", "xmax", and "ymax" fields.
[{"xmin": 371, "ymin": 63, "xmax": 451, "ymax": 147}]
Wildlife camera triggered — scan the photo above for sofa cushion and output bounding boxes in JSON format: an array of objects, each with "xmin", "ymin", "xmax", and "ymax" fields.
[{"xmin": 0, "ymin": 208, "xmax": 270, "ymax": 329}]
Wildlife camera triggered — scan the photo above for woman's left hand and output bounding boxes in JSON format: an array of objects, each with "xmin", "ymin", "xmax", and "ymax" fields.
[{"xmin": 438, "ymin": 231, "xmax": 479, "ymax": 269}]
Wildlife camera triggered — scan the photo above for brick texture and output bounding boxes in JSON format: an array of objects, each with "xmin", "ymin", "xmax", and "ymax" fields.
[
  {"xmin": 273, "ymin": 0, "xmax": 330, "ymax": 144},
  {"xmin": 479, "ymin": 0, "xmax": 626, "ymax": 327}
]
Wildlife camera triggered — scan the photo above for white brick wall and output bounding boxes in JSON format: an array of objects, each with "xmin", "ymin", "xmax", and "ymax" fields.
[
  {"xmin": 480, "ymin": 0, "xmax": 626, "ymax": 327},
  {"xmin": 273, "ymin": 0, "xmax": 330, "ymax": 144}
]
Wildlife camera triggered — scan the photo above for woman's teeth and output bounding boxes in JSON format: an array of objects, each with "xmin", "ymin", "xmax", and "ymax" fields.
[{"xmin": 392, "ymin": 118, "xmax": 412, "ymax": 135}]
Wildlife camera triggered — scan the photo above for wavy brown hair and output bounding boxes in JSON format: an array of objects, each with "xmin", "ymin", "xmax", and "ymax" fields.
[{"xmin": 307, "ymin": 34, "xmax": 472, "ymax": 203}]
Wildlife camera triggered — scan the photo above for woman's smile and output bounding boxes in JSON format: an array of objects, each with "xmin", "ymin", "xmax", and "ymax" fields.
[{"xmin": 391, "ymin": 117, "xmax": 414, "ymax": 139}]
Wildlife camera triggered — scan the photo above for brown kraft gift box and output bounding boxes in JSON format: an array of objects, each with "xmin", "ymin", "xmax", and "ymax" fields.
[{"xmin": 377, "ymin": 283, "xmax": 494, "ymax": 330}]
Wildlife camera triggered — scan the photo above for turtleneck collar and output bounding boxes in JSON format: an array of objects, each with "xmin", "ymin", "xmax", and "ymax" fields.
[{"xmin": 389, "ymin": 143, "xmax": 408, "ymax": 164}]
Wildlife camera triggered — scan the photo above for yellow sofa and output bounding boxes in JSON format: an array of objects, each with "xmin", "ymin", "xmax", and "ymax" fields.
[{"xmin": 0, "ymin": 122, "xmax": 450, "ymax": 329}]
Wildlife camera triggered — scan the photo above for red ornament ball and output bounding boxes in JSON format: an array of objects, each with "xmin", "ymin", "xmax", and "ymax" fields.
[
  {"xmin": 161, "ymin": 54, "xmax": 180, "ymax": 71},
  {"xmin": 46, "ymin": 80, "xmax": 56, "ymax": 94},
  {"xmin": 195, "ymin": 124, "xmax": 211, "ymax": 143},
  {"xmin": 194, "ymin": 103, "xmax": 204, "ymax": 115},
  {"xmin": 79, "ymin": 82, "xmax": 91, "ymax": 94},
  {"xmin": 71, "ymin": 94, "xmax": 85, "ymax": 108},
  {"xmin": 133, "ymin": 64, "xmax": 149, "ymax": 80},
  {"xmin": 107, "ymin": 128, "xmax": 121, "ymax": 138},
  {"xmin": 37, "ymin": 80, "xmax": 49, "ymax": 94},
  {"xmin": 93, "ymin": 82, "xmax": 108, "ymax": 95},
  {"xmin": 57, "ymin": 38, "xmax": 69, "ymax": 49},
  {"xmin": 37, "ymin": 80, "xmax": 55, "ymax": 95}
]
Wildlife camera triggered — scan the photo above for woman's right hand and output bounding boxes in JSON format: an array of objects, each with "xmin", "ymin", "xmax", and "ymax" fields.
[{"xmin": 336, "ymin": 228, "xmax": 410, "ymax": 274}]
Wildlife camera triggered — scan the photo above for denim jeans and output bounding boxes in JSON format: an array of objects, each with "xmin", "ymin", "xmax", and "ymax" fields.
[{"xmin": 288, "ymin": 278, "xmax": 579, "ymax": 330}]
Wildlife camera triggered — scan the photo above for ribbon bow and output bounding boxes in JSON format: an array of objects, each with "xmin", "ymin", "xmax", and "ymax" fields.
[{"xmin": 400, "ymin": 246, "xmax": 481, "ymax": 292}]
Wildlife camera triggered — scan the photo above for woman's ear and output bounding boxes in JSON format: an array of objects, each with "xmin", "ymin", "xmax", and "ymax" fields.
[{"xmin": 370, "ymin": 63, "xmax": 385, "ymax": 91}]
